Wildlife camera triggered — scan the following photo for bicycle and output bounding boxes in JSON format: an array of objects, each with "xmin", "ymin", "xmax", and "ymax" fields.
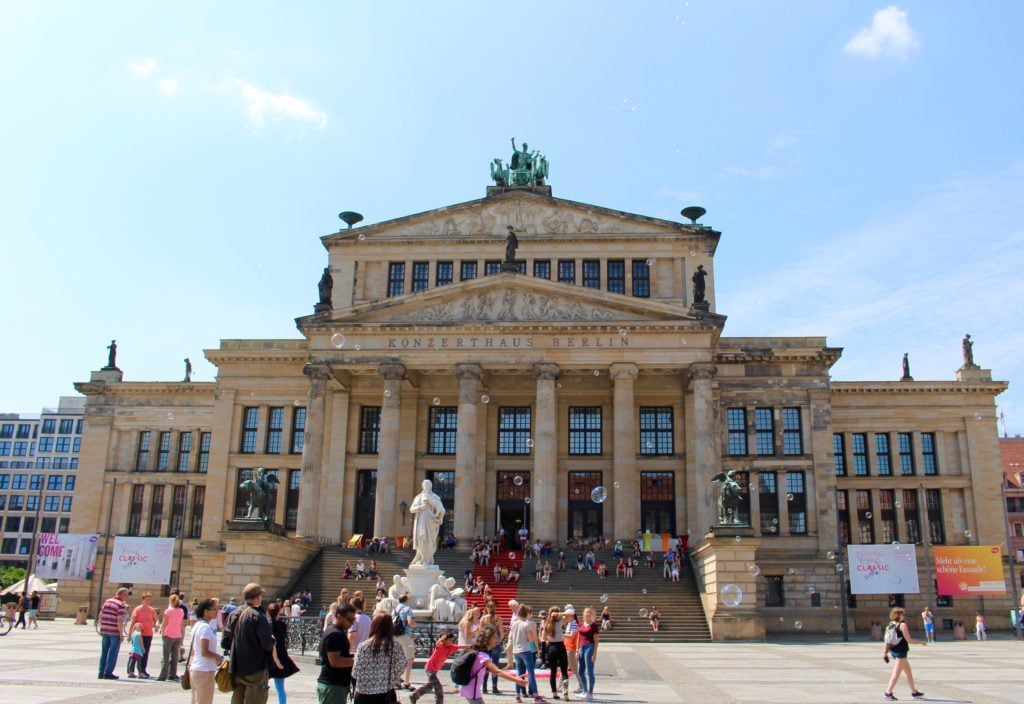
[{"xmin": 0, "ymin": 613, "xmax": 14, "ymax": 636}]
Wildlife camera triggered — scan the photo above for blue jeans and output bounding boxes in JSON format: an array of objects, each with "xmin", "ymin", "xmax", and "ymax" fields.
[
  {"xmin": 488, "ymin": 645, "xmax": 504, "ymax": 691},
  {"xmin": 99, "ymin": 634, "xmax": 121, "ymax": 676},
  {"xmin": 514, "ymin": 651, "xmax": 538, "ymax": 697},
  {"xmin": 577, "ymin": 643, "xmax": 596, "ymax": 694}
]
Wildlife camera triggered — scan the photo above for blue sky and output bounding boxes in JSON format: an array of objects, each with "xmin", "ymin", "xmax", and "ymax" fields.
[{"xmin": 1, "ymin": 2, "xmax": 1021, "ymax": 434}]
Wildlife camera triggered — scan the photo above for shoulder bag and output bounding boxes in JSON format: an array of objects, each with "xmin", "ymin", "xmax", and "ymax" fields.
[{"xmin": 180, "ymin": 629, "xmax": 195, "ymax": 690}]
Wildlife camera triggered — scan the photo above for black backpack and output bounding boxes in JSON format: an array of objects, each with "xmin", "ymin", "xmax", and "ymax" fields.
[
  {"xmin": 450, "ymin": 649, "xmax": 480, "ymax": 686},
  {"xmin": 391, "ymin": 608, "xmax": 407, "ymax": 636}
]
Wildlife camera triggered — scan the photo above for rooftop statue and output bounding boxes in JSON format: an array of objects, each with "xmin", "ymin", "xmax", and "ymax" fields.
[{"xmin": 491, "ymin": 138, "xmax": 549, "ymax": 187}]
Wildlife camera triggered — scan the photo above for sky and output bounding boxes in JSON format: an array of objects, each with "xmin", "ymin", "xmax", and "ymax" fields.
[{"xmin": 1, "ymin": 2, "xmax": 1022, "ymax": 434}]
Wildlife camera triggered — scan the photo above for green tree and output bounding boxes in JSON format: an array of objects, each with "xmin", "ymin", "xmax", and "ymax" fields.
[{"xmin": 0, "ymin": 566, "xmax": 26, "ymax": 589}]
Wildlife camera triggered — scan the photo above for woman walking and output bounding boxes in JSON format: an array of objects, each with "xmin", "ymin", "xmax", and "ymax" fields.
[
  {"xmin": 508, "ymin": 604, "xmax": 544, "ymax": 703},
  {"xmin": 352, "ymin": 612, "xmax": 406, "ymax": 704},
  {"xmin": 459, "ymin": 626, "xmax": 528, "ymax": 704},
  {"xmin": 883, "ymin": 607, "xmax": 926, "ymax": 700},
  {"xmin": 157, "ymin": 594, "xmax": 184, "ymax": 681},
  {"xmin": 479, "ymin": 602, "xmax": 506, "ymax": 695},
  {"xmin": 576, "ymin": 607, "xmax": 600, "ymax": 701},
  {"xmin": 544, "ymin": 607, "xmax": 569, "ymax": 699},
  {"xmin": 188, "ymin": 598, "xmax": 223, "ymax": 704},
  {"xmin": 267, "ymin": 602, "xmax": 301, "ymax": 703}
]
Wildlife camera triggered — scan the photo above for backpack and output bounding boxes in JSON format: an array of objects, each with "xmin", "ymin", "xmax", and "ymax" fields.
[
  {"xmin": 884, "ymin": 621, "xmax": 901, "ymax": 646},
  {"xmin": 450, "ymin": 649, "xmax": 480, "ymax": 686},
  {"xmin": 391, "ymin": 607, "xmax": 407, "ymax": 636}
]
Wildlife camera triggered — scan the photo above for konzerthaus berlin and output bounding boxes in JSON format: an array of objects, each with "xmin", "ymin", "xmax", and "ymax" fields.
[{"xmin": 65, "ymin": 151, "xmax": 1011, "ymax": 637}]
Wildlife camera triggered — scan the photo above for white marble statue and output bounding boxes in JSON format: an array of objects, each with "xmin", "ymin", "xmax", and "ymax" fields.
[
  {"xmin": 449, "ymin": 587, "xmax": 467, "ymax": 622},
  {"xmin": 430, "ymin": 576, "xmax": 456, "ymax": 621},
  {"xmin": 409, "ymin": 479, "xmax": 446, "ymax": 567},
  {"xmin": 387, "ymin": 574, "xmax": 410, "ymax": 601}
]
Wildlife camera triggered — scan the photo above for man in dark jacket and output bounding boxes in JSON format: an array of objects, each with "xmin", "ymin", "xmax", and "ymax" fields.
[{"xmin": 221, "ymin": 582, "xmax": 274, "ymax": 704}]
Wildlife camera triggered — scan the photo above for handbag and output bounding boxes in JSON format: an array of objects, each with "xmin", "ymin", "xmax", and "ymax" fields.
[
  {"xmin": 215, "ymin": 659, "xmax": 235, "ymax": 693},
  {"xmin": 180, "ymin": 634, "xmax": 194, "ymax": 690}
]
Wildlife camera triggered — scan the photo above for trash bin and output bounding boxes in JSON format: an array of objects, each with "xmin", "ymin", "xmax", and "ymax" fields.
[{"xmin": 75, "ymin": 605, "xmax": 89, "ymax": 625}]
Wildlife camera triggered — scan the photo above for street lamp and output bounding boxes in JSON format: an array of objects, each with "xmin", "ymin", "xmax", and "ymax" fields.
[{"xmin": 399, "ymin": 500, "xmax": 408, "ymax": 526}]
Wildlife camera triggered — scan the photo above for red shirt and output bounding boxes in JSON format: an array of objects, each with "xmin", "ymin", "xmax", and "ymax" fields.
[
  {"xmin": 425, "ymin": 641, "xmax": 460, "ymax": 672},
  {"xmin": 577, "ymin": 622, "xmax": 599, "ymax": 647},
  {"xmin": 132, "ymin": 604, "xmax": 158, "ymax": 637}
]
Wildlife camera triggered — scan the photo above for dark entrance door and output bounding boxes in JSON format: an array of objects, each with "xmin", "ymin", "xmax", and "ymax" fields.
[
  {"xmin": 496, "ymin": 471, "xmax": 530, "ymax": 549},
  {"xmin": 640, "ymin": 471, "xmax": 677, "ymax": 535},
  {"xmin": 353, "ymin": 469, "xmax": 376, "ymax": 538},
  {"xmin": 426, "ymin": 470, "xmax": 455, "ymax": 540},
  {"xmin": 567, "ymin": 471, "xmax": 603, "ymax": 541}
]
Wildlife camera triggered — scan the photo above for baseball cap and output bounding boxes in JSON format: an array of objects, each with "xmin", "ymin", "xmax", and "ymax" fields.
[{"xmin": 563, "ymin": 604, "xmax": 575, "ymax": 614}]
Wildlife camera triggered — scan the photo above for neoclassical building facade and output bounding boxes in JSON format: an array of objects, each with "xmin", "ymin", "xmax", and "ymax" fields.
[{"xmin": 65, "ymin": 173, "xmax": 1011, "ymax": 636}]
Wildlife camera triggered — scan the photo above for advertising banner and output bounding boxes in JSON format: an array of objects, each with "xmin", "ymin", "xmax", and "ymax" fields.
[
  {"xmin": 847, "ymin": 544, "xmax": 920, "ymax": 594},
  {"xmin": 934, "ymin": 546, "xmax": 1006, "ymax": 595},
  {"xmin": 108, "ymin": 537, "xmax": 176, "ymax": 585},
  {"xmin": 34, "ymin": 533, "xmax": 99, "ymax": 580}
]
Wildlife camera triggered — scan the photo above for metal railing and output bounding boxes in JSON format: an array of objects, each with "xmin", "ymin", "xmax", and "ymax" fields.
[{"xmin": 285, "ymin": 616, "xmax": 459, "ymax": 659}]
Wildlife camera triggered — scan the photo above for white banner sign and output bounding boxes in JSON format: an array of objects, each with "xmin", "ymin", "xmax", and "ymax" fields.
[
  {"xmin": 34, "ymin": 533, "xmax": 99, "ymax": 580},
  {"xmin": 108, "ymin": 537, "xmax": 176, "ymax": 585},
  {"xmin": 847, "ymin": 544, "xmax": 920, "ymax": 595}
]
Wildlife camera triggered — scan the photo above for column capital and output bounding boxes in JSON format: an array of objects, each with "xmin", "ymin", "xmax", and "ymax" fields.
[
  {"xmin": 454, "ymin": 363, "xmax": 483, "ymax": 382},
  {"xmin": 377, "ymin": 362, "xmax": 407, "ymax": 381},
  {"xmin": 532, "ymin": 362, "xmax": 561, "ymax": 381},
  {"xmin": 303, "ymin": 363, "xmax": 333, "ymax": 382},
  {"xmin": 688, "ymin": 363, "xmax": 718, "ymax": 382},
  {"xmin": 609, "ymin": 362, "xmax": 639, "ymax": 381}
]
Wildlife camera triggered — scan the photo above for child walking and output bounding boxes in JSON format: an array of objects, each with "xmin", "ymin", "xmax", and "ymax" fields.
[
  {"xmin": 410, "ymin": 629, "xmax": 460, "ymax": 704},
  {"xmin": 127, "ymin": 623, "xmax": 145, "ymax": 678}
]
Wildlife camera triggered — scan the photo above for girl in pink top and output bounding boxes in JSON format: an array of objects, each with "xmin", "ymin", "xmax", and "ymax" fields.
[{"xmin": 459, "ymin": 625, "xmax": 526, "ymax": 704}]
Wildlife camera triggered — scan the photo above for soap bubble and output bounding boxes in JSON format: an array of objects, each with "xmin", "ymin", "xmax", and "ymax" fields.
[
  {"xmin": 354, "ymin": 344, "xmax": 361, "ymax": 351},
  {"xmin": 525, "ymin": 438, "xmax": 534, "ymax": 448},
  {"xmin": 771, "ymin": 517, "xmax": 779, "ymax": 525},
  {"xmin": 642, "ymin": 588, "xmax": 647, "ymax": 594},
  {"xmin": 541, "ymin": 574, "xmax": 549, "ymax": 583},
  {"xmin": 787, "ymin": 568, "xmax": 796, "ymax": 575},
  {"xmin": 432, "ymin": 397, "xmax": 441, "ymax": 406},
  {"xmin": 613, "ymin": 482, "xmax": 621, "ymax": 489},
  {"xmin": 331, "ymin": 333, "xmax": 346, "ymax": 348},
  {"xmin": 786, "ymin": 493, "xmax": 795, "ymax": 502},
  {"xmin": 778, "ymin": 617, "xmax": 785, "ymax": 623},
  {"xmin": 556, "ymin": 382, "xmax": 562, "ymax": 389},
  {"xmin": 645, "ymin": 259, "xmax": 652, "ymax": 266},
  {"xmin": 826, "ymin": 551, "xmax": 836, "ymax": 560},
  {"xmin": 964, "ymin": 530, "xmax": 972, "ymax": 539},
  {"xmin": 865, "ymin": 511, "xmax": 872, "ymax": 519},
  {"xmin": 748, "ymin": 564, "xmax": 761, "ymax": 577},
  {"xmin": 895, "ymin": 501, "xmax": 902, "ymax": 509},
  {"xmin": 734, "ymin": 535, "xmax": 742, "ymax": 543},
  {"xmin": 835, "ymin": 564, "xmax": 844, "ymax": 572},
  {"xmin": 794, "ymin": 620, "xmax": 803, "ymax": 630},
  {"xmin": 384, "ymin": 389, "xmax": 392, "ymax": 398},
  {"xmin": 720, "ymin": 584, "xmax": 743, "ymax": 607},
  {"xmin": 293, "ymin": 400, "xmax": 302, "ymax": 406},
  {"xmin": 513, "ymin": 475, "xmax": 524, "ymax": 486},
  {"xmin": 508, "ymin": 552, "xmax": 516, "ymax": 560},
  {"xmin": 645, "ymin": 441, "xmax": 654, "ymax": 449},
  {"xmin": 166, "ymin": 412, "xmax": 174, "ymax": 421},
  {"xmin": 618, "ymin": 327, "xmax": 627, "ymax": 336},
  {"xmin": 807, "ymin": 586, "xmax": 815, "ymax": 595},
  {"xmin": 591, "ymin": 486, "xmax": 608, "ymax": 503},
  {"xmin": 524, "ymin": 497, "xmax": 531, "ymax": 504},
  {"xmin": 481, "ymin": 395, "xmax": 490, "ymax": 404},
  {"xmin": 600, "ymin": 594, "xmax": 608, "ymax": 603},
  {"xmin": 357, "ymin": 233, "xmax": 366, "ymax": 242},
  {"xmin": 633, "ymin": 559, "xmax": 639, "ymax": 567},
  {"xmin": 593, "ymin": 370, "xmax": 600, "ymax": 376},
  {"xmin": 639, "ymin": 608, "xmax": 648, "ymax": 618},
  {"xmin": 574, "ymin": 488, "xmax": 580, "ymax": 495}
]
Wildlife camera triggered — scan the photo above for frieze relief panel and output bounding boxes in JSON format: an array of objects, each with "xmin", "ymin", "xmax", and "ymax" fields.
[{"xmin": 383, "ymin": 288, "xmax": 644, "ymax": 323}]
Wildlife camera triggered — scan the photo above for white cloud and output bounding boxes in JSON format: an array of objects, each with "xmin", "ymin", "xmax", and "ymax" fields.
[
  {"xmin": 843, "ymin": 6, "xmax": 920, "ymax": 60},
  {"xmin": 126, "ymin": 57, "xmax": 158, "ymax": 76},
  {"xmin": 158, "ymin": 79, "xmax": 179, "ymax": 96},
  {"xmin": 234, "ymin": 79, "xmax": 328, "ymax": 129}
]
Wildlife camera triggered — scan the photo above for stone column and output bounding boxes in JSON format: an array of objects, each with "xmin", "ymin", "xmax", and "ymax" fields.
[
  {"xmin": 688, "ymin": 364, "xmax": 720, "ymax": 534},
  {"xmin": 533, "ymin": 363, "xmax": 560, "ymax": 542},
  {"xmin": 453, "ymin": 364, "xmax": 482, "ymax": 541},
  {"xmin": 611, "ymin": 363, "xmax": 639, "ymax": 540},
  {"xmin": 374, "ymin": 363, "xmax": 406, "ymax": 538},
  {"xmin": 296, "ymin": 364, "xmax": 331, "ymax": 540}
]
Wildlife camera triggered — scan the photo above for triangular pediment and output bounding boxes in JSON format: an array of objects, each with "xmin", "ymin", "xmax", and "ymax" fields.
[
  {"xmin": 311, "ymin": 274, "xmax": 720, "ymax": 327},
  {"xmin": 323, "ymin": 189, "xmax": 710, "ymax": 244}
]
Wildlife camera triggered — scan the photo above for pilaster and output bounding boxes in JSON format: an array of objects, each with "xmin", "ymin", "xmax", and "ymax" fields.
[
  {"xmin": 375, "ymin": 363, "xmax": 406, "ymax": 538},
  {"xmin": 533, "ymin": 363, "xmax": 560, "ymax": 542},
  {"xmin": 453, "ymin": 363, "xmax": 482, "ymax": 540},
  {"xmin": 296, "ymin": 364, "xmax": 331, "ymax": 539},
  {"xmin": 688, "ymin": 363, "xmax": 720, "ymax": 535},
  {"xmin": 611, "ymin": 362, "xmax": 638, "ymax": 540}
]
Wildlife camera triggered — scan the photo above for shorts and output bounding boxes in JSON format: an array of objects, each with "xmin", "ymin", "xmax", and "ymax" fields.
[
  {"xmin": 27, "ymin": 610, "xmax": 37, "ymax": 618},
  {"xmin": 397, "ymin": 634, "xmax": 415, "ymax": 661},
  {"xmin": 924, "ymin": 623, "xmax": 934, "ymax": 633},
  {"xmin": 890, "ymin": 652, "xmax": 908, "ymax": 659}
]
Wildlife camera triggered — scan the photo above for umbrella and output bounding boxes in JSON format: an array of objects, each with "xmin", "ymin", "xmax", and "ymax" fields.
[{"xmin": 0, "ymin": 575, "xmax": 56, "ymax": 595}]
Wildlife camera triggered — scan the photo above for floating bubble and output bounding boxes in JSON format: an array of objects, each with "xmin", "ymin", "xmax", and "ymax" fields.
[
  {"xmin": 357, "ymin": 233, "xmax": 366, "ymax": 242},
  {"xmin": 556, "ymin": 382, "xmax": 562, "ymax": 389},
  {"xmin": 642, "ymin": 588, "xmax": 647, "ymax": 595},
  {"xmin": 574, "ymin": 488, "xmax": 580, "ymax": 495},
  {"xmin": 600, "ymin": 594, "xmax": 608, "ymax": 603},
  {"xmin": 513, "ymin": 475, "xmax": 524, "ymax": 486},
  {"xmin": 826, "ymin": 551, "xmax": 836, "ymax": 560},
  {"xmin": 778, "ymin": 616, "xmax": 785, "ymax": 623},
  {"xmin": 645, "ymin": 441, "xmax": 654, "ymax": 449},
  {"xmin": 807, "ymin": 586, "xmax": 815, "ymax": 595},
  {"xmin": 524, "ymin": 497, "xmax": 531, "ymax": 504},
  {"xmin": 787, "ymin": 568, "xmax": 796, "ymax": 575},
  {"xmin": 293, "ymin": 400, "xmax": 302, "ymax": 406},
  {"xmin": 895, "ymin": 501, "xmax": 902, "ymax": 509},
  {"xmin": 786, "ymin": 493, "xmax": 795, "ymax": 502},
  {"xmin": 689, "ymin": 249, "xmax": 697, "ymax": 257},
  {"xmin": 639, "ymin": 608, "xmax": 648, "ymax": 618},
  {"xmin": 508, "ymin": 552, "xmax": 516, "ymax": 560},
  {"xmin": 331, "ymin": 333, "xmax": 346, "ymax": 348},
  {"xmin": 835, "ymin": 564, "xmax": 844, "ymax": 572},
  {"xmin": 591, "ymin": 486, "xmax": 608, "ymax": 504},
  {"xmin": 734, "ymin": 535, "xmax": 742, "ymax": 543},
  {"xmin": 794, "ymin": 620, "xmax": 803, "ymax": 630},
  {"xmin": 432, "ymin": 397, "xmax": 441, "ymax": 406},
  {"xmin": 166, "ymin": 412, "xmax": 174, "ymax": 421},
  {"xmin": 893, "ymin": 541, "xmax": 901, "ymax": 550},
  {"xmin": 541, "ymin": 574, "xmax": 548, "ymax": 583},
  {"xmin": 481, "ymin": 395, "xmax": 490, "ymax": 404},
  {"xmin": 593, "ymin": 370, "xmax": 600, "ymax": 376},
  {"xmin": 680, "ymin": 339, "xmax": 687, "ymax": 345},
  {"xmin": 384, "ymin": 389, "xmax": 392, "ymax": 398},
  {"xmin": 617, "ymin": 327, "xmax": 627, "ymax": 336},
  {"xmin": 645, "ymin": 259, "xmax": 652, "ymax": 266},
  {"xmin": 525, "ymin": 438, "xmax": 534, "ymax": 448},
  {"xmin": 353, "ymin": 344, "xmax": 361, "ymax": 351},
  {"xmin": 748, "ymin": 564, "xmax": 761, "ymax": 577},
  {"xmin": 633, "ymin": 559, "xmax": 640, "ymax": 567},
  {"xmin": 865, "ymin": 511, "xmax": 872, "ymax": 519},
  {"xmin": 771, "ymin": 517, "xmax": 779, "ymax": 525},
  {"xmin": 613, "ymin": 482, "xmax": 621, "ymax": 489},
  {"xmin": 964, "ymin": 530, "xmax": 972, "ymax": 539},
  {"xmin": 720, "ymin": 584, "xmax": 743, "ymax": 607}
]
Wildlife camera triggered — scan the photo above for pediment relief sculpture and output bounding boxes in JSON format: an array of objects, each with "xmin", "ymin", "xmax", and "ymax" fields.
[{"xmin": 382, "ymin": 288, "xmax": 645, "ymax": 323}]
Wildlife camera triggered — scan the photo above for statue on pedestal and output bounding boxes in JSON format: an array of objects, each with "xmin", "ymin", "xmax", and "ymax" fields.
[
  {"xmin": 490, "ymin": 138, "xmax": 549, "ymax": 187},
  {"xmin": 183, "ymin": 358, "xmax": 192, "ymax": 382},
  {"xmin": 962, "ymin": 334, "xmax": 976, "ymax": 367},
  {"xmin": 318, "ymin": 267, "xmax": 333, "ymax": 308},
  {"xmin": 239, "ymin": 468, "xmax": 279, "ymax": 523},
  {"xmin": 505, "ymin": 226, "xmax": 519, "ymax": 263},
  {"xmin": 711, "ymin": 469, "xmax": 745, "ymax": 526},
  {"xmin": 409, "ymin": 480, "xmax": 446, "ymax": 567},
  {"xmin": 104, "ymin": 340, "xmax": 118, "ymax": 369},
  {"xmin": 429, "ymin": 576, "xmax": 456, "ymax": 621},
  {"xmin": 692, "ymin": 265, "xmax": 708, "ymax": 304}
]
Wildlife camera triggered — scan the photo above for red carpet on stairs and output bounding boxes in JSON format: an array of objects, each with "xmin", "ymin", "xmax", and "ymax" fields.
[{"xmin": 463, "ymin": 550, "xmax": 523, "ymax": 620}]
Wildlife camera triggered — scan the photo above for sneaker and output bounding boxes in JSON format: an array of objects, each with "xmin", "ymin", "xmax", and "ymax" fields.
[
  {"xmin": 104, "ymin": 674, "xmax": 120, "ymax": 680},
  {"xmin": 516, "ymin": 697, "xmax": 523, "ymax": 703},
  {"xmin": 911, "ymin": 693, "xmax": 924, "ymax": 699},
  {"xmin": 127, "ymin": 673, "xmax": 137, "ymax": 679},
  {"xmin": 139, "ymin": 673, "xmax": 151, "ymax": 679},
  {"xmin": 883, "ymin": 694, "xmax": 897, "ymax": 701},
  {"xmin": 156, "ymin": 677, "xmax": 166, "ymax": 681}
]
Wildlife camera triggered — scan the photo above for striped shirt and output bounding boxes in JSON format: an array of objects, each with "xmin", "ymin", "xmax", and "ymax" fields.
[{"xmin": 99, "ymin": 597, "xmax": 127, "ymax": 636}]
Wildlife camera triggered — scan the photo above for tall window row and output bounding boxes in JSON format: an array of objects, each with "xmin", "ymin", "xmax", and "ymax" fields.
[
  {"xmin": 836, "ymin": 487, "xmax": 946, "ymax": 546},
  {"xmin": 756, "ymin": 470, "xmax": 808, "ymax": 535},
  {"xmin": 726, "ymin": 407, "xmax": 805, "ymax": 457},
  {"xmin": 833, "ymin": 431, "xmax": 938, "ymax": 477},
  {"xmin": 384, "ymin": 259, "xmax": 654, "ymax": 298},
  {"xmin": 136, "ymin": 431, "xmax": 212, "ymax": 472},
  {"xmin": 237, "ymin": 406, "xmax": 306, "ymax": 455},
  {"xmin": 126, "ymin": 483, "xmax": 207, "ymax": 538}
]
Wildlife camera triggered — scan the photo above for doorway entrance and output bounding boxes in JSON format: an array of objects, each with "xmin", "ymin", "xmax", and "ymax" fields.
[
  {"xmin": 567, "ymin": 471, "xmax": 603, "ymax": 541},
  {"xmin": 496, "ymin": 471, "xmax": 530, "ymax": 549},
  {"xmin": 640, "ymin": 471, "xmax": 677, "ymax": 535},
  {"xmin": 353, "ymin": 469, "xmax": 376, "ymax": 538}
]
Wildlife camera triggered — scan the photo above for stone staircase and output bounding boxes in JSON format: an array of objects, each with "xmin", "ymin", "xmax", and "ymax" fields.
[{"xmin": 284, "ymin": 545, "xmax": 418, "ymax": 610}]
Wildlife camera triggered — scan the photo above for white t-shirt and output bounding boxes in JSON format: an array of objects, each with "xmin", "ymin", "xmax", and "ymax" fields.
[
  {"xmin": 190, "ymin": 619, "xmax": 219, "ymax": 673},
  {"xmin": 348, "ymin": 611, "xmax": 372, "ymax": 648},
  {"xmin": 290, "ymin": 603, "xmax": 302, "ymax": 618}
]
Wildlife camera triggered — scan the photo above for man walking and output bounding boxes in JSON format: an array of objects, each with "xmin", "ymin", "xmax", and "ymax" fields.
[
  {"xmin": 97, "ymin": 587, "xmax": 129, "ymax": 680},
  {"xmin": 318, "ymin": 603, "xmax": 356, "ymax": 704},
  {"xmin": 921, "ymin": 606, "xmax": 936, "ymax": 644},
  {"xmin": 222, "ymin": 583, "xmax": 274, "ymax": 704},
  {"xmin": 393, "ymin": 594, "xmax": 417, "ymax": 690}
]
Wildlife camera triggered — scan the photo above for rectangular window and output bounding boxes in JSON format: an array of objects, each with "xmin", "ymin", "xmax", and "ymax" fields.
[
  {"xmin": 176, "ymin": 431, "xmax": 192, "ymax": 472},
  {"xmin": 26, "ymin": 496, "xmax": 38, "ymax": 513},
  {"xmin": 128, "ymin": 484, "xmax": 145, "ymax": 536},
  {"xmin": 921, "ymin": 433, "xmax": 938, "ymax": 475},
  {"xmin": 755, "ymin": 408, "xmax": 775, "ymax": 456},
  {"xmin": 557, "ymin": 259, "xmax": 576, "ymax": 284},
  {"xmin": 12, "ymin": 474, "xmax": 27, "ymax": 490},
  {"xmin": 427, "ymin": 407, "xmax": 458, "ymax": 455},
  {"xmin": 44, "ymin": 496, "xmax": 60, "ymax": 512},
  {"xmin": 17, "ymin": 424, "xmax": 31, "ymax": 438},
  {"xmin": 234, "ymin": 469, "xmax": 254, "ymax": 518},
  {"xmin": 532, "ymin": 260, "xmax": 551, "ymax": 280},
  {"xmin": 13, "ymin": 442, "xmax": 27, "ymax": 456},
  {"xmin": 582, "ymin": 260, "xmax": 601, "ymax": 288},
  {"xmin": 136, "ymin": 431, "xmax": 151, "ymax": 471},
  {"xmin": 197, "ymin": 432, "xmax": 211, "ymax": 473},
  {"xmin": 0, "ymin": 424, "xmax": 12, "ymax": 439},
  {"xmin": 59, "ymin": 517, "xmax": 69, "ymax": 533},
  {"xmin": 607, "ymin": 260, "xmax": 625, "ymax": 294},
  {"xmin": 759, "ymin": 471, "xmax": 779, "ymax": 535},
  {"xmin": 765, "ymin": 575, "xmax": 785, "ymax": 606},
  {"xmin": 728, "ymin": 408, "xmax": 748, "ymax": 456},
  {"xmin": 71, "ymin": 437, "xmax": 80, "ymax": 452},
  {"xmin": 170, "ymin": 484, "xmax": 187, "ymax": 537},
  {"xmin": 902, "ymin": 490, "xmax": 921, "ymax": 544},
  {"xmin": 54, "ymin": 437, "xmax": 70, "ymax": 453},
  {"xmin": 786, "ymin": 471, "xmax": 807, "ymax": 534},
  {"xmin": 58, "ymin": 420, "xmax": 73, "ymax": 434},
  {"xmin": 30, "ymin": 473, "xmax": 43, "ymax": 490},
  {"xmin": 148, "ymin": 485, "xmax": 165, "ymax": 536},
  {"xmin": 240, "ymin": 407, "xmax": 259, "ymax": 454},
  {"xmin": 9, "ymin": 496, "xmax": 23, "ymax": 511},
  {"xmin": 484, "ymin": 260, "xmax": 501, "ymax": 275},
  {"xmin": 35, "ymin": 457, "xmax": 49, "ymax": 469},
  {"xmin": 46, "ymin": 475, "xmax": 62, "ymax": 491},
  {"xmin": 387, "ymin": 262, "xmax": 406, "ymax": 297},
  {"xmin": 411, "ymin": 261, "xmax": 430, "ymax": 292},
  {"xmin": 897, "ymin": 433, "xmax": 914, "ymax": 475},
  {"xmin": 856, "ymin": 489, "xmax": 875, "ymax": 543},
  {"xmin": 497, "ymin": 407, "xmax": 532, "ymax": 455},
  {"xmin": 837, "ymin": 489, "xmax": 851, "ymax": 546},
  {"xmin": 359, "ymin": 406, "xmax": 381, "ymax": 454},
  {"xmin": 189, "ymin": 485, "xmax": 205, "ymax": 538},
  {"xmin": 460, "ymin": 261, "xmax": 477, "ymax": 281},
  {"xmin": 782, "ymin": 408, "xmax": 803, "ymax": 455},
  {"xmin": 156, "ymin": 431, "xmax": 171, "ymax": 471},
  {"xmin": 569, "ymin": 407, "xmax": 603, "ymax": 456},
  {"xmin": 38, "ymin": 437, "xmax": 53, "ymax": 452},
  {"xmin": 435, "ymin": 261, "xmax": 453, "ymax": 286},
  {"xmin": 41, "ymin": 517, "xmax": 56, "ymax": 533},
  {"xmin": 0, "ymin": 442, "xmax": 9, "ymax": 456},
  {"xmin": 834, "ymin": 434, "xmax": 847, "ymax": 476},
  {"xmin": 75, "ymin": 419, "xmax": 84, "ymax": 434},
  {"xmin": 0, "ymin": 474, "xmax": 7, "ymax": 489},
  {"xmin": 852, "ymin": 433, "xmax": 869, "ymax": 476},
  {"xmin": 65, "ymin": 475, "xmax": 75, "ymax": 491},
  {"xmin": 265, "ymin": 407, "xmax": 283, "ymax": 454},
  {"xmin": 639, "ymin": 407, "xmax": 673, "ymax": 455},
  {"xmin": 290, "ymin": 408, "xmax": 306, "ymax": 454},
  {"xmin": 926, "ymin": 489, "xmax": 945, "ymax": 544},
  {"xmin": 875, "ymin": 434, "xmax": 892, "ymax": 476},
  {"xmin": 631, "ymin": 260, "xmax": 650, "ymax": 297},
  {"xmin": 286, "ymin": 469, "xmax": 301, "ymax": 530},
  {"xmin": 41, "ymin": 419, "xmax": 56, "ymax": 434},
  {"xmin": 879, "ymin": 489, "xmax": 899, "ymax": 543}
]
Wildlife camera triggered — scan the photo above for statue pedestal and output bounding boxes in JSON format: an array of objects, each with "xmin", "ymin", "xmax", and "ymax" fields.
[
  {"xmin": 404, "ymin": 565, "xmax": 444, "ymax": 612},
  {"xmin": 90, "ymin": 368, "xmax": 123, "ymax": 383},
  {"xmin": 500, "ymin": 261, "xmax": 521, "ymax": 273}
]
